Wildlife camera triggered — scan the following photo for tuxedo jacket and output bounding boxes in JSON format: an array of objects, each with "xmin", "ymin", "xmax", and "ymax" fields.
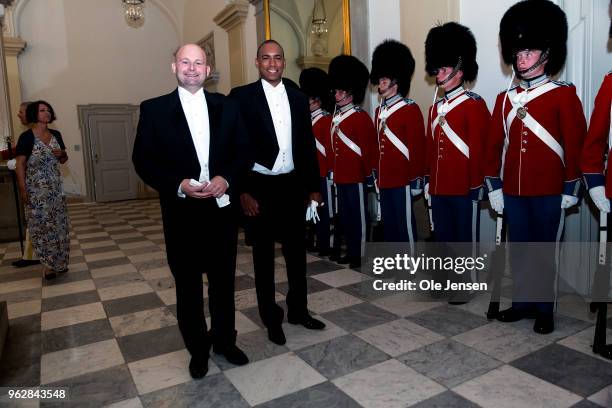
[
  {"xmin": 132, "ymin": 88, "xmax": 249, "ymax": 266},
  {"xmin": 229, "ymin": 79, "xmax": 320, "ymax": 197},
  {"xmin": 133, "ymin": 88, "xmax": 249, "ymax": 200}
]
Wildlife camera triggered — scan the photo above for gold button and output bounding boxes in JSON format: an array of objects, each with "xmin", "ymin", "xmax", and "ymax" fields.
[
  {"xmin": 521, "ymin": 148, "xmax": 526, "ymax": 153},
  {"xmin": 522, "ymin": 131, "xmax": 528, "ymax": 136},
  {"xmin": 438, "ymin": 155, "xmax": 443, "ymax": 159},
  {"xmin": 523, "ymin": 140, "xmax": 527, "ymax": 144}
]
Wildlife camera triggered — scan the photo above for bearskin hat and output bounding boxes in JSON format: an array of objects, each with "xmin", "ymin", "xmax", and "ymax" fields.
[
  {"xmin": 499, "ymin": 0, "xmax": 568, "ymax": 76},
  {"xmin": 425, "ymin": 22, "xmax": 479, "ymax": 83},
  {"xmin": 299, "ymin": 68, "xmax": 332, "ymax": 111},
  {"xmin": 369, "ymin": 40, "xmax": 415, "ymax": 97},
  {"xmin": 328, "ymin": 55, "xmax": 370, "ymax": 104}
]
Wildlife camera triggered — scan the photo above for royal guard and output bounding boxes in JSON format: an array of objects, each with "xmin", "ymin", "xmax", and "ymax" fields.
[
  {"xmin": 328, "ymin": 55, "xmax": 378, "ymax": 268},
  {"xmin": 370, "ymin": 40, "xmax": 425, "ymax": 249},
  {"xmin": 300, "ymin": 67, "xmax": 334, "ymax": 257},
  {"xmin": 484, "ymin": 0, "xmax": 587, "ymax": 334},
  {"xmin": 424, "ymin": 23, "xmax": 489, "ymax": 245}
]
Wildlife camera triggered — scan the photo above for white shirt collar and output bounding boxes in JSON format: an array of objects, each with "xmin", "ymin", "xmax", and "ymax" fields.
[
  {"xmin": 178, "ymin": 86, "xmax": 205, "ymax": 102},
  {"xmin": 261, "ymin": 79, "xmax": 285, "ymax": 94}
]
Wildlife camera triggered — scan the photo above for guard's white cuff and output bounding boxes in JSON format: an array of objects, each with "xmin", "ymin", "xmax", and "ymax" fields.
[
  {"xmin": 489, "ymin": 189, "xmax": 504, "ymax": 214},
  {"xmin": 560, "ymin": 194, "xmax": 578, "ymax": 209}
]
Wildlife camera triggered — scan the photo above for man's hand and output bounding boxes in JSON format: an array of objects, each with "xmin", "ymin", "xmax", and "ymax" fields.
[
  {"xmin": 241, "ymin": 193, "xmax": 259, "ymax": 216},
  {"xmin": 309, "ymin": 192, "xmax": 322, "ymax": 205},
  {"xmin": 201, "ymin": 176, "xmax": 228, "ymax": 198},
  {"xmin": 180, "ymin": 179, "xmax": 210, "ymax": 199}
]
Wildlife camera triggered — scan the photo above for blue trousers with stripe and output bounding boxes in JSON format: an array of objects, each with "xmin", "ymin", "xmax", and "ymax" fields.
[
  {"xmin": 431, "ymin": 195, "xmax": 480, "ymax": 243},
  {"xmin": 504, "ymin": 194, "xmax": 563, "ymax": 315},
  {"xmin": 380, "ymin": 186, "xmax": 417, "ymax": 243},
  {"xmin": 337, "ymin": 183, "xmax": 368, "ymax": 258}
]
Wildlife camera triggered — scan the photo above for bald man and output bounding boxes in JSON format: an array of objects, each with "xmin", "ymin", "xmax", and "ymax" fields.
[{"xmin": 133, "ymin": 44, "xmax": 250, "ymax": 379}]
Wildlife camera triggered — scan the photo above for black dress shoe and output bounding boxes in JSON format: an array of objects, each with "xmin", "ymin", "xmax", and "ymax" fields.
[
  {"xmin": 533, "ymin": 314, "xmax": 554, "ymax": 334},
  {"xmin": 213, "ymin": 344, "xmax": 249, "ymax": 365},
  {"xmin": 288, "ymin": 315, "xmax": 326, "ymax": 330},
  {"xmin": 337, "ymin": 255, "xmax": 350, "ymax": 264},
  {"xmin": 267, "ymin": 325, "xmax": 286, "ymax": 345},
  {"xmin": 496, "ymin": 307, "xmax": 536, "ymax": 323},
  {"xmin": 189, "ymin": 354, "xmax": 209, "ymax": 379},
  {"xmin": 329, "ymin": 253, "xmax": 341, "ymax": 262},
  {"xmin": 593, "ymin": 344, "xmax": 612, "ymax": 360},
  {"xmin": 349, "ymin": 257, "xmax": 361, "ymax": 269},
  {"xmin": 12, "ymin": 259, "xmax": 40, "ymax": 268}
]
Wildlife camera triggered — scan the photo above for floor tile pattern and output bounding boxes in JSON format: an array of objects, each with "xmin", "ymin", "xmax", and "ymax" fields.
[{"xmin": 0, "ymin": 199, "xmax": 611, "ymax": 407}]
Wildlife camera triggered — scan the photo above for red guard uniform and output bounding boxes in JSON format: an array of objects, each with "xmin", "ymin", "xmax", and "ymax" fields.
[
  {"xmin": 312, "ymin": 108, "xmax": 333, "ymax": 178},
  {"xmin": 375, "ymin": 95, "xmax": 425, "ymax": 189},
  {"xmin": 484, "ymin": 78, "xmax": 586, "ymax": 196},
  {"xmin": 581, "ymin": 72, "xmax": 612, "ymax": 195},
  {"xmin": 484, "ymin": 75, "xmax": 587, "ymax": 319},
  {"xmin": 374, "ymin": 95, "xmax": 425, "ymax": 243},
  {"xmin": 331, "ymin": 104, "xmax": 378, "ymax": 185},
  {"xmin": 425, "ymin": 86, "xmax": 490, "ymax": 243},
  {"xmin": 331, "ymin": 103, "xmax": 378, "ymax": 260},
  {"xmin": 426, "ymin": 87, "xmax": 489, "ymax": 196}
]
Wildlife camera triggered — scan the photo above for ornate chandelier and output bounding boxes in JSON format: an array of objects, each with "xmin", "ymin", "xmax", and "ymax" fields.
[{"xmin": 122, "ymin": 0, "xmax": 145, "ymax": 28}]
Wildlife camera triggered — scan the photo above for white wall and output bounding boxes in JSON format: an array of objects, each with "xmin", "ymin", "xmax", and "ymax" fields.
[{"xmin": 17, "ymin": 0, "xmax": 181, "ymax": 197}]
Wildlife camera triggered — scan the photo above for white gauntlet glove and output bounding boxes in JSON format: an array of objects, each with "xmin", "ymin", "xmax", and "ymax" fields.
[
  {"xmin": 305, "ymin": 200, "xmax": 320, "ymax": 224},
  {"xmin": 7, "ymin": 159, "xmax": 16, "ymax": 171},
  {"xmin": 560, "ymin": 194, "xmax": 579, "ymax": 209},
  {"xmin": 424, "ymin": 183, "xmax": 430, "ymax": 201},
  {"xmin": 411, "ymin": 188, "xmax": 422, "ymax": 197},
  {"xmin": 589, "ymin": 186, "xmax": 610, "ymax": 213},
  {"xmin": 488, "ymin": 189, "xmax": 504, "ymax": 214}
]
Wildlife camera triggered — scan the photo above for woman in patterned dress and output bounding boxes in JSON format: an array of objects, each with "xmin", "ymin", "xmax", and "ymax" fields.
[{"xmin": 14, "ymin": 100, "xmax": 70, "ymax": 280}]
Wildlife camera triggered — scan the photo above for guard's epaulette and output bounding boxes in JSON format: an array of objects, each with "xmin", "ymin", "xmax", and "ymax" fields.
[
  {"xmin": 551, "ymin": 80, "xmax": 573, "ymax": 87},
  {"xmin": 465, "ymin": 91, "xmax": 482, "ymax": 100},
  {"xmin": 499, "ymin": 85, "xmax": 518, "ymax": 96},
  {"xmin": 403, "ymin": 98, "xmax": 416, "ymax": 105}
]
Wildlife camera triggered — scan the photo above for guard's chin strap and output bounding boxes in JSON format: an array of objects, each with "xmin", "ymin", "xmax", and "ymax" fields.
[
  {"xmin": 515, "ymin": 49, "xmax": 550, "ymax": 79},
  {"xmin": 436, "ymin": 57, "xmax": 463, "ymax": 86}
]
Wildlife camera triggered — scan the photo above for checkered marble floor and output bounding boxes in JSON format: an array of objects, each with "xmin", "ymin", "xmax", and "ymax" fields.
[{"xmin": 1, "ymin": 199, "xmax": 611, "ymax": 407}]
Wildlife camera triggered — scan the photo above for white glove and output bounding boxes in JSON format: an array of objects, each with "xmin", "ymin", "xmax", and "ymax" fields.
[
  {"xmin": 7, "ymin": 159, "xmax": 16, "ymax": 170},
  {"xmin": 424, "ymin": 183, "xmax": 430, "ymax": 201},
  {"xmin": 189, "ymin": 179, "xmax": 230, "ymax": 208},
  {"xmin": 489, "ymin": 189, "xmax": 504, "ymax": 214},
  {"xmin": 589, "ymin": 186, "xmax": 610, "ymax": 213},
  {"xmin": 560, "ymin": 194, "xmax": 579, "ymax": 209},
  {"xmin": 411, "ymin": 188, "xmax": 422, "ymax": 197},
  {"xmin": 305, "ymin": 200, "xmax": 320, "ymax": 224}
]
